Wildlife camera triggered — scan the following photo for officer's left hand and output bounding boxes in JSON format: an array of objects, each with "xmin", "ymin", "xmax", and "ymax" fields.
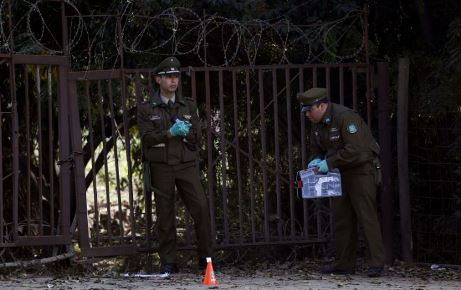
[{"xmin": 316, "ymin": 160, "xmax": 329, "ymax": 173}]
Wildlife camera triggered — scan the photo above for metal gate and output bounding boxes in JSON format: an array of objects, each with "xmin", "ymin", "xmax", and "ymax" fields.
[
  {"xmin": 67, "ymin": 63, "xmax": 374, "ymax": 257},
  {"xmin": 0, "ymin": 54, "xmax": 71, "ymax": 247}
]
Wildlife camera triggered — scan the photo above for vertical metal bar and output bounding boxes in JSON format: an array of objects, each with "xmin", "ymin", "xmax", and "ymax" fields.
[
  {"xmin": 397, "ymin": 58, "xmax": 412, "ymax": 262},
  {"xmin": 8, "ymin": 0, "xmax": 20, "ymax": 241},
  {"xmin": 144, "ymin": 72, "xmax": 153, "ymax": 247},
  {"xmin": 285, "ymin": 68, "xmax": 295, "ymax": 238},
  {"xmin": 134, "ymin": 71, "xmax": 142, "ymax": 103},
  {"xmin": 59, "ymin": 3, "xmax": 70, "ymax": 239},
  {"xmin": 97, "ymin": 80, "xmax": 112, "ymax": 244},
  {"xmin": 36, "ymin": 66, "xmax": 43, "ymax": 236},
  {"xmin": 118, "ymin": 17, "xmax": 136, "ymax": 240},
  {"xmin": 352, "ymin": 68, "xmax": 357, "ymax": 111},
  {"xmin": 25, "ymin": 65, "xmax": 31, "ymax": 236},
  {"xmin": 218, "ymin": 70, "xmax": 229, "ymax": 244},
  {"xmin": 205, "ymin": 69, "xmax": 216, "ymax": 244},
  {"xmin": 59, "ymin": 4, "xmax": 72, "ymax": 238},
  {"xmin": 246, "ymin": 69, "xmax": 255, "ymax": 242},
  {"xmin": 366, "ymin": 70, "xmax": 372, "ymax": 125},
  {"xmin": 320, "ymin": 65, "xmax": 334, "ymax": 239},
  {"xmin": 67, "ymin": 79, "xmax": 91, "ymax": 251},
  {"xmin": 177, "ymin": 70, "xmax": 183, "ymax": 97},
  {"xmin": 10, "ymin": 59, "xmax": 19, "ymax": 240},
  {"xmin": 313, "ymin": 67, "xmax": 318, "ymax": 88},
  {"xmin": 377, "ymin": 62, "xmax": 394, "ymax": 264},
  {"xmin": 325, "ymin": 66, "xmax": 334, "ymax": 238},
  {"xmin": 61, "ymin": 0, "xmax": 69, "ymax": 55},
  {"xmin": 48, "ymin": 66, "xmax": 55, "ymax": 234},
  {"xmin": 85, "ymin": 80, "xmax": 100, "ymax": 245},
  {"xmin": 147, "ymin": 71, "xmax": 153, "ymax": 99},
  {"xmin": 232, "ymin": 70, "xmax": 244, "ymax": 243},
  {"xmin": 258, "ymin": 69, "xmax": 269, "ymax": 241},
  {"xmin": 339, "ymin": 67, "xmax": 344, "ymax": 105},
  {"xmin": 108, "ymin": 79, "xmax": 124, "ymax": 241},
  {"xmin": 272, "ymin": 68, "xmax": 282, "ymax": 238},
  {"xmin": 299, "ymin": 68, "xmax": 309, "ymax": 239},
  {"xmin": 364, "ymin": 5, "xmax": 372, "ymax": 125},
  {"xmin": 312, "ymin": 67, "xmax": 322, "ymax": 237},
  {"xmin": 57, "ymin": 59, "xmax": 71, "ymax": 239},
  {"xmin": 191, "ymin": 71, "xmax": 197, "ymax": 101}
]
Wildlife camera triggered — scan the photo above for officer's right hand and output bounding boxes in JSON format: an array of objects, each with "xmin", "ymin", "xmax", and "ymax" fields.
[
  {"xmin": 307, "ymin": 158, "xmax": 322, "ymax": 169},
  {"xmin": 317, "ymin": 160, "xmax": 329, "ymax": 173},
  {"xmin": 169, "ymin": 120, "xmax": 186, "ymax": 137},
  {"xmin": 177, "ymin": 121, "xmax": 192, "ymax": 136}
]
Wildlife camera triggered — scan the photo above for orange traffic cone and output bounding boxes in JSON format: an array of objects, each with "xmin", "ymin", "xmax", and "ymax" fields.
[{"xmin": 202, "ymin": 257, "xmax": 218, "ymax": 286}]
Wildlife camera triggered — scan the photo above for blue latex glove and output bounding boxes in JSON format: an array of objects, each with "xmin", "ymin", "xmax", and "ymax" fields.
[
  {"xmin": 317, "ymin": 160, "xmax": 329, "ymax": 173},
  {"xmin": 307, "ymin": 158, "xmax": 322, "ymax": 169},
  {"xmin": 177, "ymin": 121, "xmax": 192, "ymax": 136},
  {"xmin": 169, "ymin": 120, "xmax": 186, "ymax": 137}
]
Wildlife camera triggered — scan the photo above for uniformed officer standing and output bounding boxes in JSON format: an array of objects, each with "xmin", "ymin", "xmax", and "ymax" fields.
[
  {"xmin": 298, "ymin": 88, "xmax": 384, "ymax": 277},
  {"xmin": 137, "ymin": 56, "xmax": 214, "ymax": 274}
]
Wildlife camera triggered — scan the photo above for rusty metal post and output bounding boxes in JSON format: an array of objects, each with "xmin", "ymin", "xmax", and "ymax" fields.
[
  {"xmin": 7, "ymin": 0, "xmax": 20, "ymax": 242},
  {"xmin": 377, "ymin": 62, "xmax": 394, "ymax": 264},
  {"xmin": 397, "ymin": 58, "xmax": 413, "ymax": 262},
  {"xmin": 58, "ymin": 0, "xmax": 72, "ymax": 238}
]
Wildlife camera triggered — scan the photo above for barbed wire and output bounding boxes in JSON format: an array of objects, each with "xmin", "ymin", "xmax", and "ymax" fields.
[{"xmin": 0, "ymin": 1, "xmax": 366, "ymax": 68}]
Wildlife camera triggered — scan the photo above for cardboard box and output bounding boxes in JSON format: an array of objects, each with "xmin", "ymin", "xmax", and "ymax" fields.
[{"xmin": 297, "ymin": 168, "xmax": 342, "ymax": 199}]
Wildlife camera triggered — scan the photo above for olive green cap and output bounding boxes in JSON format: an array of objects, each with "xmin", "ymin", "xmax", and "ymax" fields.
[
  {"xmin": 297, "ymin": 88, "xmax": 328, "ymax": 112},
  {"xmin": 154, "ymin": 56, "xmax": 181, "ymax": 75}
]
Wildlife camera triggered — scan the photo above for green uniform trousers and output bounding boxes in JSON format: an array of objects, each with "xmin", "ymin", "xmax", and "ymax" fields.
[
  {"xmin": 333, "ymin": 168, "xmax": 385, "ymax": 270},
  {"xmin": 150, "ymin": 162, "xmax": 212, "ymax": 265}
]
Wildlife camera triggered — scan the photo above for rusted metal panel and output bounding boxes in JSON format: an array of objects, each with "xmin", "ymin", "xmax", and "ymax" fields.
[{"xmin": 0, "ymin": 56, "xmax": 72, "ymax": 248}]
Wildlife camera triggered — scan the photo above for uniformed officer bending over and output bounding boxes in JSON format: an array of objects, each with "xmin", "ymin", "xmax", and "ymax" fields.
[
  {"xmin": 298, "ymin": 88, "xmax": 384, "ymax": 277},
  {"xmin": 137, "ymin": 56, "xmax": 215, "ymax": 274}
]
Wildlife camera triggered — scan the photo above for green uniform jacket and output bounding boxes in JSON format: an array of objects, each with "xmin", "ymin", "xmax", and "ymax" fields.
[
  {"xmin": 137, "ymin": 92, "xmax": 201, "ymax": 165},
  {"xmin": 309, "ymin": 103, "xmax": 380, "ymax": 172}
]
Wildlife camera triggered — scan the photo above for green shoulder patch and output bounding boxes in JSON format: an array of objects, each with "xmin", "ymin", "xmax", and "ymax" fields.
[{"xmin": 346, "ymin": 123, "xmax": 358, "ymax": 134}]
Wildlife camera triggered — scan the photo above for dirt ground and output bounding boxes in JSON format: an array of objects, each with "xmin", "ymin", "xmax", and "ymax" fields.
[{"xmin": 0, "ymin": 261, "xmax": 459, "ymax": 290}]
